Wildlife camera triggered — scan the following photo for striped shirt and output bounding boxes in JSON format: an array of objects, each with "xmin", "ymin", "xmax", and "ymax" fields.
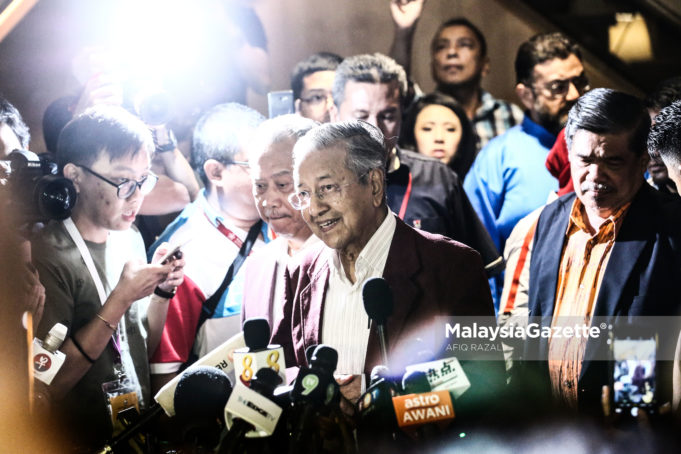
[
  {"xmin": 322, "ymin": 210, "xmax": 396, "ymax": 375},
  {"xmin": 548, "ymin": 198, "xmax": 630, "ymax": 408}
]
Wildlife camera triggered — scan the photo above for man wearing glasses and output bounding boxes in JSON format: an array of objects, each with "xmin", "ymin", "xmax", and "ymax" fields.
[
  {"xmin": 463, "ymin": 32, "xmax": 589, "ymax": 307},
  {"xmin": 272, "ymin": 120, "xmax": 502, "ymax": 408},
  {"xmin": 32, "ymin": 106, "xmax": 185, "ymax": 449},
  {"xmin": 147, "ymin": 103, "xmax": 269, "ymax": 391},
  {"xmin": 290, "ymin": 52, "xmax": 343, "ymax": 123}
]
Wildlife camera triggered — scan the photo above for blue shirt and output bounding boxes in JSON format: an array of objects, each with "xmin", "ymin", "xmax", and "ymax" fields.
[
  {"xmin": 463, "ymin": 116, "xmax": 558, "ymax": 311},
  {"xmin": 464, "ymin": 115, "xmax": 558, "ymax": 253}
]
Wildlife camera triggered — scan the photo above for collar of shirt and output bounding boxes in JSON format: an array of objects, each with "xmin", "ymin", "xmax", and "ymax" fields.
[
  {"xmin": 331, "ymin": 209, "xmax": 397, "ymax": 286},
  {"xmin": 520, "ymin": 115, "xmax": 558, "ymax": 150},
  {"xmin": 566, "ymin": 197, "xmax": 631, "ymax": 243},
  {"xmin": 196, "ymin": 188, "xmax": 224, "ymax": 228}
]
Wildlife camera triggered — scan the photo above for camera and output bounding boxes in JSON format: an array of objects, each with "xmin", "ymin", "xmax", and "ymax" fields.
[{"xmin": 0, "ymin": 149, "xmax": 77, "ymax": 224}]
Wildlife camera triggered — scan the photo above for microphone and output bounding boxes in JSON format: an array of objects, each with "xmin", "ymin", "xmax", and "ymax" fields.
[
  {"xmin": 97, "ymin": 366, "xmax": 233, "ymax": 454},
  {"xmin": 356, "ymin": 365, "xmax": 402, "ymax": 452},
  {"xmin": 288, "ymin": 345, "xmax": 340, "ymax": 454},
  {"xmin": 154, "ymin": 330, "xmax": 246, "ymax": 416},
  {"xmin": 32, "ymin": 323, "xmax": 67, "ymax": 385},
  {"xmin": 174, "ymin": 366, "xmax": 234, "ymax": 451},
  {"xmin": 392, "ymin": 370, "xmax": 455, "ymax": 442},
  {"xmin": 363, "ymin": 277, "xmax": 393, "ymax": 367},
  {"xmin": 404, "ymin": 356, "xmax": 471, "ymax": 399},
  {"xmin": 233, "ymin": 318, "xmax": 287, "ymax": 386},
  {"xmin": 220, "ymin": 367, "xmax": 283, "ymax": 454}
]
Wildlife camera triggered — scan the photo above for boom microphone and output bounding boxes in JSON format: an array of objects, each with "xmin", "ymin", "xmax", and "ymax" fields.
[{"xmin": 363, "ymin": 277, "xmax": 393, "ymax": 367}]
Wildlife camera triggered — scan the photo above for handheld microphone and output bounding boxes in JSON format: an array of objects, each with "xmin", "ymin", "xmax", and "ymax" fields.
[
  {"xmin": 233, "ymin": 318, "xmax": 286, "ymax": 385},
  {"xmin": 97, "ymin": 366, "xmax": 233, "ymax": 454},
  {"xmin": 154, "ymin": 330, "xmax": 245, "ymax": 416},
  {"xmin": 174, "ymin": 366, "xmax": 234, "ymax": 451},
  {"xmin": 288, "ymin": 345, "xmax": 340, "ymax": 454},
  {"xmin": 392, "ymin": 370, "xmax": 455, "ymax": 442},
  {"xmin": 363, "ymin": 277, "xmax": 393, "ymax": 367},
  {"xmin": 32, "ymin": 323, "xmax": 67, "ymax": 385},
  {"xmin": 404, "ymin": 357, "xmax": 471, "ymax": 399},
  {"xmin": 356, "ymin": 365, "xmax": 402, "ymax": 452},
  {"xmin": 221, "ymin": 367, "xmax": 283, "ymax": 453}
]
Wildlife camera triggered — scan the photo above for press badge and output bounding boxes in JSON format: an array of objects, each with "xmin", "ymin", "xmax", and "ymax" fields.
[{"xmin": 102, "ymin": 373, "xmax": 140, "ymax": 426}]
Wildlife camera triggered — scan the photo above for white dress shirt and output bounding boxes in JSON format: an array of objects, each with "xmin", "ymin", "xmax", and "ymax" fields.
[{"xmin": 322, "ymin": 210, "xmax": 396, "ymax": 374}]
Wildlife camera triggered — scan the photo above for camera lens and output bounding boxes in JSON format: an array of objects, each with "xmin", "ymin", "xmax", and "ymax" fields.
[{"xmin": 34, "ymin": 175, "xmax": 77, "ymax": 221}]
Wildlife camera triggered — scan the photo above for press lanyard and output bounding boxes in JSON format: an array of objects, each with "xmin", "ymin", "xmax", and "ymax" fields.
[
  {"xmin": 398, "ymin": 172, "xmax": 413, "ymax": 220},
  {"xmin": 63, "ymin": 218, "xmax": 122, "ymax": 357},
  {"xmin": 205, "ymin": 211, "xmax": 250, "ymax": 249}
]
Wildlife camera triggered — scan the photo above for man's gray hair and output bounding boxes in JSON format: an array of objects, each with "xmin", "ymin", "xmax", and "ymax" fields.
[
  {"xmin": 249, "ymin": 114, "xmax": 318, "ymax": 163},
  {"xmin": 333, "ymin": 53, "xmax": 408, "ymax": 108},
  {"xmin": 293, "ymin": 120, "xmax": 386, "ymax": 185},
  {"xmin": 192, "ymin": 103, "xmax": 265, "ymax": 187}
]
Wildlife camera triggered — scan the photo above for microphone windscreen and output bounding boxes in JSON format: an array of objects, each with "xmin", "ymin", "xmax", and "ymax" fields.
[
  {"xmin": 362, "ymin": 277, "xmax": 393, "ymax": 324},
  {"xmin": 370, "ymin": 365, "xmax": 391, "ymax": 384},
  {"xmin": 251, "ymin": 367, "xmax": 283, "ymax": 397},
  {"xmin": 174, "ymin": 366, "xmax": 233, "ymax": 423},
  {"xmin": 243, "ymin": 317, "xmax": 271, "ymax": 350},
  {"xmin": 402, "ymin": 370, "xmax": 431, "ymax": 394},
  {"xmin": 310, "ymin": 344, "xmax": 338, "ymax": 374}
]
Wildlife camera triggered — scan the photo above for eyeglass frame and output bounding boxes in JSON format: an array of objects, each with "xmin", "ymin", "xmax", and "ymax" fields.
[
  {"xmin": 532, "ymin": 73, "xmax": 590, "ymax": 98},
  {"xmin": 288, "ymin": 171, "xmax": 371, "ymax": 210},
  {"xmin": 78, "ymin": 165, "xmax": 158, "ymax": 199},
  {"xmin": 298, "ymin": 91, "xmax": 333, "ymax": 106}
]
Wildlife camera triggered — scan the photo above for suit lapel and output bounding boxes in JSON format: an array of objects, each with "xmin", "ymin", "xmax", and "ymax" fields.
[
  {"xmin": 592, "ymin": 186, "xmax": 652, "ymax": 318},
  {"xmin": 532, "ymin": 196, "xmax": 572, "ymax": 318},
  {"xmin": 299, "ymin": 247, "xmax": 331, "ymax": 358},
  {"xmin": 365, "ymin": 217, "xmax": 421, "ymax": 371},
  {"xmin": 581, "ymin": 187, "xmax": 652, "ymax": 377}
]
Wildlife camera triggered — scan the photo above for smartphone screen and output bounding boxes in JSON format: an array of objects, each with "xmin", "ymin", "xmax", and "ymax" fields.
[
  {"xmin": 267, "ymin": 90, "xmax": 294, "ymax": 118},
  {"xmin": 612, "ymin": 336, "xmax": 656, "ymax": 415}
]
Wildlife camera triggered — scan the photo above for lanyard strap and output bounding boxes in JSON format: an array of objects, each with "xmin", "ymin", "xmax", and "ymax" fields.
[
  {"xmin": 63, "ymin": 218, "xmax": 107, "ymax": 305},
  {"xmin": 205, "ymin": 211, "xmax": 247, "ymax": 249},
  {"xmin": 398, "ymin": 172, "xmax": 413, "ymax": 220},
  {"xmin": 63, "ymin": 218, "xmax": 122, "ymax": 358}
]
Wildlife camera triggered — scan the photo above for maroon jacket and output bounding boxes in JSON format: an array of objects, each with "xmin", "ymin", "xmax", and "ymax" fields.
[{"xmin": 271, "ymin": 215, "xmax": 496, "ymax": 376}]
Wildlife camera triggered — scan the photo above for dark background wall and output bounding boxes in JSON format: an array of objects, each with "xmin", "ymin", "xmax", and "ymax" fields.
[{"xmin": 0, "ymin": 0, "xmax": 639, "ymax": 155}]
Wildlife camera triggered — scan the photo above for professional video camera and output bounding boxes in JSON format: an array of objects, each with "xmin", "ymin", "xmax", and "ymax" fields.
[{"xmin": 0, "ymin": 149, "xmax": 77, "ymax": 224}]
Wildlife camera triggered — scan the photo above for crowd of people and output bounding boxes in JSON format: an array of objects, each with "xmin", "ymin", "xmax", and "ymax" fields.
[{"xmin": 3, "ymin": 0, "xmax": 681, "ymax": 452}]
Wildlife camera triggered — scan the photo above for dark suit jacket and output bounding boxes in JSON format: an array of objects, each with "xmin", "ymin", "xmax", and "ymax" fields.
[
  {"xmin": 271, "ymin": 215, "xmax": 497, "ymax": 376},
  {"xmin": 526, "ymin": 184, "xmax": 681, "ymax": 413}
]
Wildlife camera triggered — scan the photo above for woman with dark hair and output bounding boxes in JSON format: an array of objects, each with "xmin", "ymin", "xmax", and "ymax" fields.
[{"xmin": 400, "ymin": 92, "xmax": 477, "ymax": 178}]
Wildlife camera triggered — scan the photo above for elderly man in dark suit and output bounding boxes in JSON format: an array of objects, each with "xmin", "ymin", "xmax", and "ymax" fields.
[
  {"xmin": 271, "ymin": 120, "xmax": 500, "ymax": 408},
  {"xmin": 524, "ymin": 89, "xmax": 681, "ymax": 416}
]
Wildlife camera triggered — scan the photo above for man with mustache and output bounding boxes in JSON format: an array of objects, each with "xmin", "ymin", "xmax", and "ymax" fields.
[
  {"xmin": 463, "ymin": 32, "xmax": 589, "ymax": 308},
  {"xmin": 523, "ymin": 89, "xmax": 681, "ymax": 415},
  {"xmin": 241, "ymin": 114, "xmax": 319, "ymax": 329}
]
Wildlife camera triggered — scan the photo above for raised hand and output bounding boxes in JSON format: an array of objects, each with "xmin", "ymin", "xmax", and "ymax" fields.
[{"xmin": 390, "ymin": 0, "xmax": 426, "ymax": 30}]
